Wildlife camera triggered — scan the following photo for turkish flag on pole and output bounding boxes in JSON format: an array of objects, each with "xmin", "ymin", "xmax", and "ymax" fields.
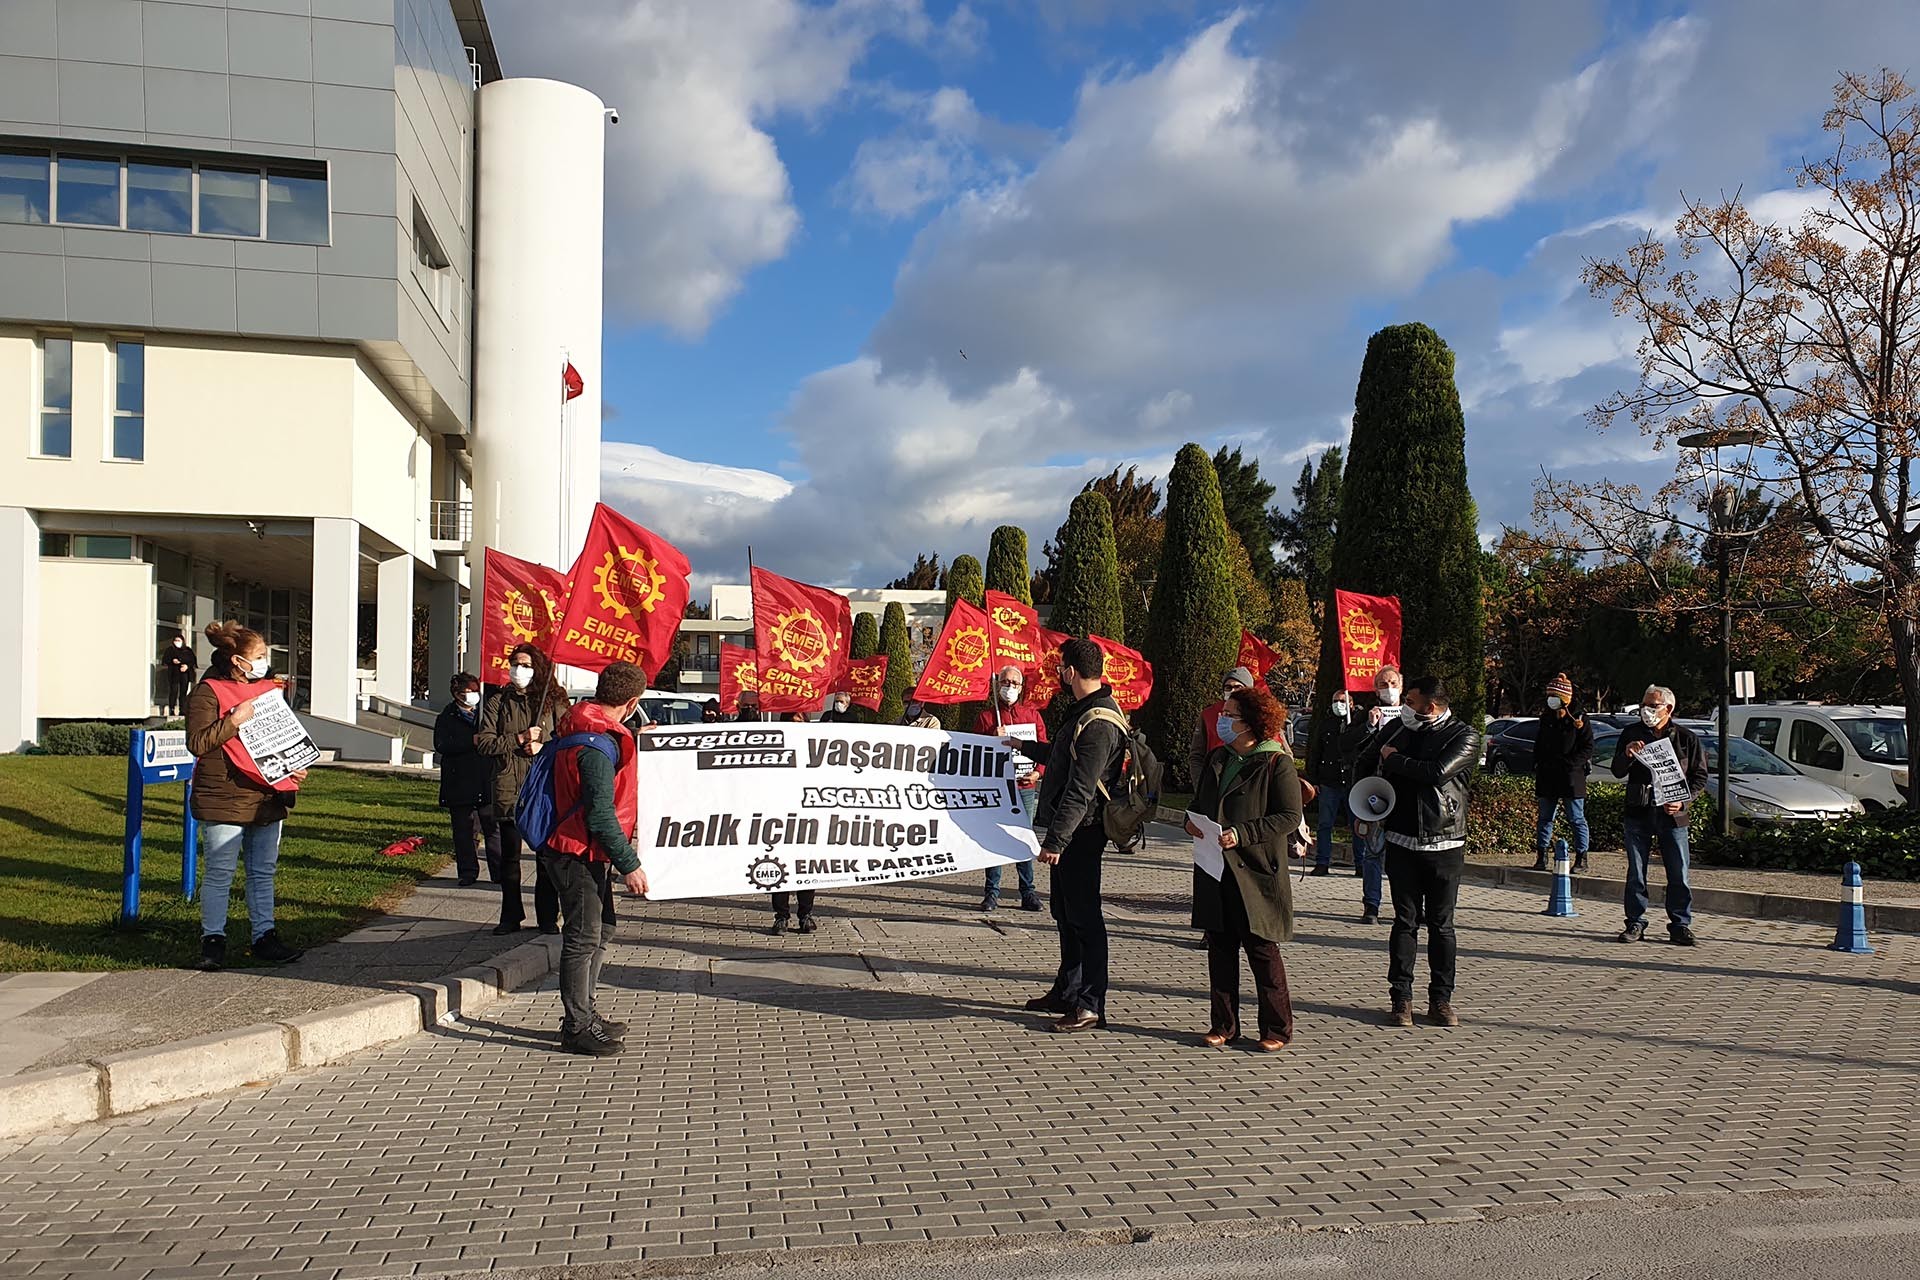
[
  {"xmin": 549, "ymin": 503, "xmax": 691, "ymax": 678},
  {"xmin": 913, "ymin": 598, "xmax": 995, "ymax": 705},
  {"xmin": 718, "ymin": 641, "xmax": 761, "ymax": 715},
  {"xmin": 984, "ymin": 590, "xmax": 1043, "ymax": 674},
  {"xmin": 751, "ymin": 566, "xmax": 852, "ymax": 713},
  {"xmin": 1090, "ymin": 634, "xmax": 1154, "ymax": 713},
  {"xmin": 1237, "ymin": 629, "xmax": 1279, "ymax": 682},
  {"xmin": 1334, "ymin": 589, "xmax": 1404, "ymax": 692},
  {"xmin": 846, "ymin": 655, "xmax": 889, "ymax": 711},
  {"xmin": 1023, "ymin": 626, "xmax": 1073, "ymax": 706},
  {"xmin": 477, "ymin": 549, "xmax": 571, "ymax": 686},
  {"xmin": 562, "ymin": 361, "xmax": 584, "ymax": 402}
]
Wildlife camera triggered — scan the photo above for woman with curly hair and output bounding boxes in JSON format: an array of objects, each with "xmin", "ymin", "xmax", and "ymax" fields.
[
  {"xmin": 476, "ymin": 643, "xmax": 570, "ymax": 935},
  {"xmin": 1186, "ymin": 683, "xmax": 1305, "ymax": 1051}
]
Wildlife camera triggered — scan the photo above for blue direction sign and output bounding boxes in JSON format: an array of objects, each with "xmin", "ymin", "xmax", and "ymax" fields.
[{"xmin": 122, "ymin": 729, "xmax": 201, "ymax": 924}]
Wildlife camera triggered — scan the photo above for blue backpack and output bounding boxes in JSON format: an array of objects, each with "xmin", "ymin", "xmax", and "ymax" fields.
[{"xmin": 515, "ymin": 732, "xmax": 620, "ymax": 853}]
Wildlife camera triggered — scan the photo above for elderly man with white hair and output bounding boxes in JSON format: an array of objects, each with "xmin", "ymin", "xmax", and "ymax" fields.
[
  {"xmin": 973, "ymin": 663, "xmax": 1048, "ymax": 912},
  {"xmin": 1610, "ymin": 685, "xmax": 1710, "ymax": 946}
]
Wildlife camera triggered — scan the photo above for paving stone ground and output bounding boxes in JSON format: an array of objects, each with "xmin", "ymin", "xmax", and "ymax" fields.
[{"xmin": 0, "ymin": 831, "xmax": 1914, "ymax": 1279}]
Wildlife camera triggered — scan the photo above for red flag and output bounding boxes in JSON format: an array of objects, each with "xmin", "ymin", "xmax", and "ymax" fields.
[
  {"xmin": 718, "ymin": 641, "xmax": 761, "ymax": 714},
  {"xmin": 1334, "ymin": 589, "xmax": 1404, "ymax": 692},
  {"xmin": 550, "ymin": 503, "xmax": 691, "ymax": 678},
  {"xmin": 751, "ymin": 566, "xmax": 852, "ymax": 713},
  {"xmin": 562, "ymin": 361, "xmax": 584, "ymax": 402},
  {"xmin": 912, "ymin": 598, "xmax": 995, "ymax": 705},
  {"xmin": 1237, "ymin": 629, "xmax": 1279, "ymax": 682},
  {"xmin": 984, "ymin": 590, "xmax": 1043, "ymax": 673},
  {"xmin": 478, "ymin": 549, "xmax": 570, "ymax": 686},
  {"xmin": 1090, "ymin": 634, "xmax": 1154, "ymax": 713},
  {"xmin": 846, "ymin": 655, "xmax": 889, "ymax": 711},
  {"xmin": 1023, "ymin": 626, "xmax": 1073, "ymax": 706}
]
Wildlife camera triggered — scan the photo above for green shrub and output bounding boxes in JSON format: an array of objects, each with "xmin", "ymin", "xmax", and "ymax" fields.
[
  {"xmin": 41, "ymin": 722, "xmax": 135, "ymax": 757},
  {"xmin": 1463, "ymin": 775, "xmax": 1629, "ymax": 855},
  {"xmin": 1695, "ymin": 807, "xmax": 1920, "ymax": 881}
]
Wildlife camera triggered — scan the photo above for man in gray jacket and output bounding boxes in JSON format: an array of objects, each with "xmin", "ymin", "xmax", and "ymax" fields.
[{"xmin": 1006, "ymin": 638, "xmax": 1127, "ymax": 1033}]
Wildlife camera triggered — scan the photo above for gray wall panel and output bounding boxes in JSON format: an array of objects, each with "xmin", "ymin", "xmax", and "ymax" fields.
[
  {"xmin": 145, "ymin": 66, "xmax": 231, "ymax": 138},
  {"xmin": 0, "ymin": 1, "xmax": 58, "ymax": 60},
  {"xmin": 227, "ymin": 8, "xmax": 312, "ymax": 82},
  {"xmin": 58, "ymin": 61, "xmax": 147, "ymax": 131},
  {"xmin": 66, "ymin": 255, "xmax": 154, "ymax": 325},
  {"xmin": 236, "ymin": 267, "xmax": 319, "ymax": 334},
  {"xmin": 229, "ymin": 75, "xmax": 315, "ymax": 146},
  {"xmin": 151, "ymin": 260, "xmax": 237, "ymax": 329},
  {"xmin": 313, "ymin": 82, "xmax": 395, "ymax": 151},
  {"xmin": 0, "ymin": 56, "xmax": 60, "ymax": 127},
  {"xmin": 0, "ymin": 253, "xmax": 66, "ymax": 321},
  {"xmin": 57, "ymin": 0, "xmax": 144, "ymax": 66},
  {"xmin": 0, "ymin": 224, "xmax": 65, "ymax": 255},
  {"xmin": 63, "ymin": 228, "xmax": 150, "ymax": 261},
  {"xmin": 314, "ymin": 0, "xmax": 393, "ymax": 22},
  {"xmin": 313, "ymin": 17, "xmax": 392, "ymax": 90},
  {"xmin": 230, "ymin": 1, "xmax": 313, "ymax": 14},
  {"xmin": 148, "ymin": 234, "xmax": 235, "ymax": 266},
  {"xmin": 316, "ymin": 210, "xmax": 396, "ymax": 276},
  {"xmin": 324, "ymin": 148, "xmax": 396, "ymax": 215},
  {"xmin": 317, "ymin": 271, "xmax": 394, "ymax": 340},
  {"xmin": 236, "ymin": 240, "xmax": 318, "ymax": 271},
  {"xmin": 141, "ymin": 3, "xmax": 230, "ymax": 74}
]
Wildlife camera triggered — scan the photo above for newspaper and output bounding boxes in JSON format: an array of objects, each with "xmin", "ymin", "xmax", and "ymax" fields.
[
  {"xmin": 237, "ymin": 688, "xmax": 322, "ymax": 784},
  {"xmin": 1004, "ymin": 721, "xmax": 1038, "ymax": 778},
  {"xmin": 1636, "ymin": 736, "xmax": 1692, "ymax": 806}
]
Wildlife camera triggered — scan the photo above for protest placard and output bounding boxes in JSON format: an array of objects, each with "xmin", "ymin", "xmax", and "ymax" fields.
[
  {"xmin": 1636, "ymin": 736, "xmax": 1693, "ymax": 805},
  {"xmin": 235, "ymin": 688, "xmax": 321, "ymax": 784},
  {"xmin": 633, "ymin": 723, "xmax": 1038, "ymax": 899}
]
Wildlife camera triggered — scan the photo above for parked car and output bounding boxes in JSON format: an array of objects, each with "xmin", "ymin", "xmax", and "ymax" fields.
[
  {"xmin": 637, "ymin": 694, "xmax": 717, "ymax": 726},
  {"xmin": 1593, "ymin": 730, "xmax": 1867, "ymax": 827},
  {"xmin": 1479, "ymin": 716, "xmax": 1534, "ymax": 766},
  {"xmin": 1726, "ymin": 704, "xmax": 1911, "ymax": 811},
  {"xmin": 1486, "ymin": 719, "xmax": 1618, "ymax": 778}
]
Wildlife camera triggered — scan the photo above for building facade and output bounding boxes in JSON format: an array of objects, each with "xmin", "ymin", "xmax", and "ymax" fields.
[
  {"xmin": 674, "ymin": 586, "xmax": 949, "ymax": 701},
  {"xmin": 0, "ymin": 0, "xmax": 603, "ymax": 751}
]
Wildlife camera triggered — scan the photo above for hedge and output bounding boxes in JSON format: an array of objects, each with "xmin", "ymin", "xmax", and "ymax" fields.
[
  {"xmin": 1694, "ymin": 807, "xmax": 1920, "ymax": 881},
  {"xmin": 42, "ymin": 722, "xmax": 136, "ymax": 756}
]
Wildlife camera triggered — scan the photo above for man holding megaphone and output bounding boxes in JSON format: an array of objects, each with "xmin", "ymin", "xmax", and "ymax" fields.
[{"xmin": 1356, "ymin": 675, "xmax": 1479, "ymax": 1030}]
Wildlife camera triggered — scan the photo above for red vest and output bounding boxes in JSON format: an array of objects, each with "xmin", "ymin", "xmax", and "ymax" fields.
[
  {"xmin": 544, "ymin": 701, "xmax": 637, "ymax": 863},
  {"xmin": 1200, "ymin": 699, "xmax": 1229, "ymax": 753},
  {"xmin": 973, "ymin": 699, "xmax": 1049, "ymax": 785},
  {"xmin": 204, "ymin": 678, "xmax": 301, "ymax": 792}
]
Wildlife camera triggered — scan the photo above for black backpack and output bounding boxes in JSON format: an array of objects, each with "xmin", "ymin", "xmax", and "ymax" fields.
[{"xmin": 1071, "ymin": 707, "xmax": 1163, "ymax": 845}]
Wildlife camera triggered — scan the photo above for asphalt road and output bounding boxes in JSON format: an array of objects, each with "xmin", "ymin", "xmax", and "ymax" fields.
[{"xmin": 466, "ymin": 1188, "xmax": 1920, "ymax": 1280}]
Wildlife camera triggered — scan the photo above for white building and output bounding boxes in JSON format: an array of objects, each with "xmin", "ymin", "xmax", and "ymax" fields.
[
  {"xmin": 674, "ymin": 585, "xmax": 949, "ymax": 698},
  {"xmin": 0, "ymin": 0, "xmax": 603, "ymax": 754}
]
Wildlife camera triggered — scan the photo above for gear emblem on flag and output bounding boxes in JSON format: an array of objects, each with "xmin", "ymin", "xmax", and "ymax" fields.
[
  {"xmin": 501, "ymin": 585, "xmax": 559, "ymax": 643},
  {"xmin": 1341, "ymin": 604, "xmax": 1385, "ymax": 654},
  {"xmin": 593, "ymin": 545, "xmax": 669, "ymax": 620},
  {"xmin": 769, "ymin": 608, "xmax": 832, "ymax": 673},
  {"xmin": 947, "ymin": 623, "xmax": 990, "ymax": 673},
  {"xmin": 745, "ymin": 854, "xmax": 788, "ymax": 890}
]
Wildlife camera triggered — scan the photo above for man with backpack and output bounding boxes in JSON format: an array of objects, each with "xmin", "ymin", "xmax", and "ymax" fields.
[
  {"xmin": 526, "ymin": 661, "xmax": 650, "ymax": 1057},
  {"xmin": 1006, "ymin": 637, "xmax": 1138, "ymax": 1033}
]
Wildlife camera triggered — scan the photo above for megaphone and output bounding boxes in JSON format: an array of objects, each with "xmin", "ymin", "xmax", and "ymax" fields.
[{"xmin": 1348, "ymin": 776, "xmax": 1397, "ymax": 857}]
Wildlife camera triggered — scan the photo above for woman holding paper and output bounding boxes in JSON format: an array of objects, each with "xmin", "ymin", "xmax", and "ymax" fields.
[
  {"xmin": 1186, "ymin": 685, "xmax": 1304, "ymax": 1051},
  {"xmin": 184, "ymin": 620, "xmax": 307, "ymax": 972}
]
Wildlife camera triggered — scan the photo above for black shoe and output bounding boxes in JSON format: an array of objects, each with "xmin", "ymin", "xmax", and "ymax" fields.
[
  {"xmin": 1024, "ymin": 993, "xmax": 1069, "ymax": 1013},
  {"xmin": 797, "ymin": 914, "xmax": 817, "ymax": 934},
  {"xmin": 560, "ymin": 1022, "xmax": 624, "ymax": 1056},
  {"xmin": 1360, "ymin": 910, "xmax": 1379, "ymax": 925},
  {"xmin": 196, "ymin": 934, "xmax": 225, "ymax": 972},
  {"xmin": 457, "ymin": 877, "xmax": 478, "ymax": 887},
  {"xmin": 538, "ymin": 924, "xmax": 561, "ymax": 936},
  {"xmin": 1618, "ymin": 921, "xmax": 1648, "ymax": 943},
  {"xmin": 1309, "ymin": 865, "xmax": 1330, "ymax": 876},
  {"xmin": 1530, "ymin": 856, "xmax": 1549, "ymax": 872},
  {"xmin": 250, "ymin": 929, "xmax": 303, "ymax": 966},
  {"xmin": 598, "ymin": 1018, "xmax": 629, "ymax": 1038},
  {"xmin": 492, "ymin": 921, "xmax": 523, "ymax": 936},
  {"xmin": 1020, "ymin": 897, "xmax": 1043, "ymax": 912},
  {"xmin": 1050, "ymin": 1009, "xmax": 1104, "ymax": 1032},
  {"xmin": 978, "ymin": 897, "xmax": 998, "ymax": 913},
  {"xmin": 1669, "ymin": 923, "xmax": 1697, "ymax": 947},
  {"xmin": 771, "ymin": 915, "xmax": 790, "ymax": 936},
  {"xmin": 1573, "ymin": 858, "xmax": 1589, "ymax": 873}
]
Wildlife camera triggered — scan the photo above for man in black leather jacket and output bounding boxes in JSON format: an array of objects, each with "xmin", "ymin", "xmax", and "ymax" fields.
[{"xmin": 1358, "ymin": 675, "xmax": 1479, "ymax": 1030}]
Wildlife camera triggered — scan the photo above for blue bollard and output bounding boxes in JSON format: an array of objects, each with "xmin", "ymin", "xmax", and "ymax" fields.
[
  {"xmin": 1543, "ymin": 837, "xmax": 1578, "ymax": 918},
  {"xmin": 1828, "ymin": 861, "xmax": 1873, "ymax": 954}
]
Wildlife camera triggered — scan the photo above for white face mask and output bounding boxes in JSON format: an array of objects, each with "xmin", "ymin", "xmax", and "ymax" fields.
[
  {"xmin": 1639, "ymin": 705, "xmax": 1665, "ymax": 728},
  {"xmin": 1331, "ymin": 701, "xmax": 1350, "ymax": 719},
  {"xmin": 510, "ymin": 666, "xmax": 535, "ymax": 690},
  {"xmin": 1398, "ymin": 704, "xmax": 1420, "ymax": 728},
  {"xmin": 1379, "ymin": 686, "xmax": 1402, "ymax": 707},
  {"xmin": 246, "ymin": 655, "xmax": 271, "ymax": 679},
  {"xmin": 1546, "ymin": 696, "xmax": 1563, "ymax": 710},
  {"xmin": 1215, "ymin": 714, "xmax": 1237, "ymax": 743},
  {"xmin": 173, "ymin": 639, "xmax": 184, "ymax": 647},
  {"xmin": 462, "ymin": 690, "xmax": 481, "ymax": 708},
  {"xmin": 999, "ymin": 684, "xmax": 1021, "ymax": 704}
]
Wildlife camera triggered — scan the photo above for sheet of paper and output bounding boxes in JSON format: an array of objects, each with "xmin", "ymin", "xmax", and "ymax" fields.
[
  {"xmin": 1002, "ymin": 722, "xmax": 1039, "ymax": 776},
  {"xmin": 235, "ymin": 688, "xmax": 322, "ymax": 784},
  {"xmin": 1186, "ymin": 810, "xmax": 1226, "ymax": 881},
  {"xmin": 1637, "ymin": 735, "xmax": 1692, "ymax": 805}
]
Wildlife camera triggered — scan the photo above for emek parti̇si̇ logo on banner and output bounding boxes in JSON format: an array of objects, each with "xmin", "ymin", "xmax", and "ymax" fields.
[
  {"xmin": 502, "ymin": 583, "xmax": 562, "ymax": 643},
  {"xmin": 594, "ymin": 543, "xmax": 671, "ymax": 620},
  {"xmin": 948, "ymin": 620, "xmax": 989, "ymax": 673},
  {"xmin": 1341, "ymin": 602, "xmax": 1386, "ymax": 656},
  {"xmin": 770, "ymin": 607, "xmax": 835, "ymax": 673}
]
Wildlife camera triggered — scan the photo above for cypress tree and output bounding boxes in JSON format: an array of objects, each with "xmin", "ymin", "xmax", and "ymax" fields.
[
  {"xmin": 1047, "ymin": 491, "xmax": 1125, "ymax": 641},
  {"xmin": 878, "ymin": 601, "xmax": 913, "ymax": 724},
  {"xmin": 850, "ymin": 610, "xmax": 880, "ymax": 723},
  {"xmin": 1312, "ymin": 323, "xmax": 1486, "ymax": 751},
  {"xmin": 941, "ymin": 554, "xmax": 987, "ymax": 728},
  {"xmin": 1142, "ymin": 444, "xmax": 1243, "ymax": 784},
  {"xmin": 985, "ymin": 526, "xmax": 1032, "ymax": 604}
]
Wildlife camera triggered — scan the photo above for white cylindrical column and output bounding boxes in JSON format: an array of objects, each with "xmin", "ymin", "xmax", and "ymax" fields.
[{"xmin": 471, "ymin": 77, "xmax": 607, "ymax": 573}]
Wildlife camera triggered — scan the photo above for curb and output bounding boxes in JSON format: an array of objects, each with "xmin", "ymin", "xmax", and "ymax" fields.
[
  {"xmin": 1149, "ymin": 808, "xmax": 1919, "ymax": 934},
  {"xmin": 0, "ymin": 936, "xmax": 560, "ymax": 1144}
]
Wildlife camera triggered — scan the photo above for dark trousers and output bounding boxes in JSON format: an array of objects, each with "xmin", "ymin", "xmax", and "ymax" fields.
[
  {"xmin": 163, "ymin": 673, "xmax": 191, "ymax": 717},
  {"xmin": 447, "ymin": 804, "xmax": 488, "ymax": 883},
  {"xmin": 1046, "ymin": 824, "xmax": 1110, "ymax": 1016},
  {"xmin": 540, "ymin": 852, "xmax": 613, "ymax": 1035},
  {"xmin": 1385, "ymin": 844, "xmax": 1465, "ymax": 1002},
  {"xmin": 772, "ymin": 890, "xmax": 815, "ymax": 918},
  {"xmin": 1204, "ymin": 866, "xmax": 1294, "ymax": 1041},
  {"xmin": 494, "ymin": 814, "xmax": 559, "ymax": 930}
]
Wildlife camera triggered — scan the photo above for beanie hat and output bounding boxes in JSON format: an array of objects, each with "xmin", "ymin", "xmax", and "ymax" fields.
[
  {"xmin": 1546, "ymin": 673, "xmax": 1574, "ymax": 703},
  {"xmin": 1224, "ymin": 666, "xmax": 1256, "ymax": 688}
]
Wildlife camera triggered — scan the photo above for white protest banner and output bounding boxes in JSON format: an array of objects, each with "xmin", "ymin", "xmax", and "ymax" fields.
[
  {"xmin": 633, "ymin": 723, "xmax": 1038, "ymax": 899},
  {"xmin": 1636, "ymin": 735, "xmax": 1692, "ymax": 805},
  {"xmin": 235, "ymin": 688, "xmax": 322, "ymax": 784}
]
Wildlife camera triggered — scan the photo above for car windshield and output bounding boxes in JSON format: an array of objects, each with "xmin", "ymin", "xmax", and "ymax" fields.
[
  {"xmin": 1835, "ymin": 718, "xmax": 1908, "ymax": 766},
  {"xmin": 1700, "ymin": 736, "xmax": 1799, "ymax": 777}
]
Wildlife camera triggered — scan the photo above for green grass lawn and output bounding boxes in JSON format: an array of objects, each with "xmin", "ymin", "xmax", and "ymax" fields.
[{"xmin": 0, "ymin": 758, "xmax": 451, "ymax": 972}]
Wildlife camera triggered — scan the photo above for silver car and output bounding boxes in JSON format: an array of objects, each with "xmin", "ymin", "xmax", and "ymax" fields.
[{"xmin": 1596, "ymin": 731, "xmax": 1866, "ymax": 825}]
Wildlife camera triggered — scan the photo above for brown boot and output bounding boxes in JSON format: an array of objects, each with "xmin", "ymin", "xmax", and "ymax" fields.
[
  {"xmin": 1387, "ymin": 996, "xmax": 1414, "ymax": 1028},
  {"xmin": 1427, "ymin": 999, "xmax": 1459, "ymax": 1028}
]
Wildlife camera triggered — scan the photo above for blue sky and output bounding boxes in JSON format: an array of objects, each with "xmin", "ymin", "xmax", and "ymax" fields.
[{"xmin": 489, "ymin": 0, "xmax": 1920, "ymax": 586}]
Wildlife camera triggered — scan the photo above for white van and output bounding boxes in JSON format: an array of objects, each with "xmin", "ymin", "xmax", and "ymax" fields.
[{"xmin": 1726, "ymin": 704, "xmax": 1911, "ymax": 811}]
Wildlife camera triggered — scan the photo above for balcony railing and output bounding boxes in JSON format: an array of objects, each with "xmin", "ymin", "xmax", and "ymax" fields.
[{"xmin": 430, "ymin": 500, "xmax": 472, "ymax": 543}]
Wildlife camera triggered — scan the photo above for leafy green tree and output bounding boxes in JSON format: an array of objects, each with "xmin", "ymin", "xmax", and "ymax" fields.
[
  {"xmin": 878, "ymin": 602, "xmax": 913, "ymax": 724},
  {"xmin": 1040, "ymin": 467, "xmax": 1162, "ymax": 637},
  {"xmin": 986, "ymin": 526, "xmax": 1032, "ymax": 604},
  {"xmin": 1047, "ymin": 490, "xmax": 1126, "ymax": 642},
  {"xmin": 1142, "ymin": 444, "xmax": 1243, "ymax": 786},
  {"xmin": 886, "ymin": 552, "xmax": 945, "ymax": 590},
  {"xmin": 1212, "ymin": 446, "xmax": 1278, "ymax": 586},
  {"xmin": 1271, "ymin": 446, "xmax": 1343, "ymax": 628}
]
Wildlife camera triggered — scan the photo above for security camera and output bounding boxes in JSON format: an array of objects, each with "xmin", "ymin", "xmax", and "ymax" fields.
[{"xmin": 604, "ymin": 108, "xmax": 620, "ymax": 125}]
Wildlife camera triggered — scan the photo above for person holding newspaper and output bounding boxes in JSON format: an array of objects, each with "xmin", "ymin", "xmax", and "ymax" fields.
[
  {"xmin": 185, "ymin": 620, "xmax": 307, "ymax": 971},
  {"xmin": 1611, "ymin": 685, "xmax": 1709, "ymax": 946},
  {"xmin": 974, "ymin": 664, "xmax": 1047, "ymax": 913}
]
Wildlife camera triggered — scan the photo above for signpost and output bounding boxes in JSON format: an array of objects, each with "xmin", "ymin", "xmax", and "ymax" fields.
[
  {"xmin": 1733, "ymin": 669, "xmax": 1757, "ymax": 703},
  {"xmin": 122, "ymin": 729, "xmax": 198, "ymax": 925}
]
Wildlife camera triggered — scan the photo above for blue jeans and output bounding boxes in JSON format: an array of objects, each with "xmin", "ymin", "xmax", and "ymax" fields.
[
  {"xmin": 200, "ymin": 821, "xmax": 284, "ymax": 943},
  {"xmin": 1314, "ymin": 790, "xmax": 1348, "ymax": 870},
  {"xmin": 985, "ymin": 787, "xmax": 1039, "ymax": 904},
  {"xmin": 1535, "ymin": 797, "xmax": 1590, "ymax": 856},
  {"xmin": 1622, "ymin": 813, "xmax": 1693, "ymax": 928},
  {"xmin": 1357, "ymin": 840, "xmax": 1385, "ymax": 913}
]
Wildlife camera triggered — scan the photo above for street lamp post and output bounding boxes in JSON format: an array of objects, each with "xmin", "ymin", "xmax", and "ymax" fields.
[{"xmin": 1679, "ymin": 427, "xmax": 1763, "ymax": 838}]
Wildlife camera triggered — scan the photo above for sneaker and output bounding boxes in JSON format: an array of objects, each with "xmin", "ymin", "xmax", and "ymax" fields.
[
  {"xmin": 250, "ymin": 929, "xmax": 303, "ymax": 966},
  {"xmin": 598, "ymin": 1018, "xmax": 629, "ymax": 1038},
  {"xmin": 1020, "ymin": 897, "xmax": 1043, "ymax": 912},
  {"xmin": 560, "ymin": 1022, "xmax": 624, "ymax": 1056},
  {"xmin": 1530, "ymin": 855, "xmax": 1549, "ymax": 872},
  {"xmin": 797, "ymin": 914, "xmax": 818, "ymax": 934},
  {"xmin": 1427, "ymin": 999, "xmax": 1460, "ymax": 1028},
  {"xmin": 196, "ymin": 934, "xmax": 225, "ymax": 972},
  {"xmin": 978, "ymin": 897, "xmax": 998, "ymax": 913},
  {"xmin": 1669, "ymin": 923, "xmax": 1697, "ymax": 947},
  {"xmin": 1309, "ymin": 865, "xmax": 1330, "ymax": 877},
  {"xmin": 770, "ymin": 914, "xmax": 790, "ymax": 936},
  {"xmin": 1618, "ymin": 921, "xmax": 1648, "ymax": 943},
  {"xmin": 1360, "ymin": 909, "xmax": 1379, "ymax": 925},
  {"xmin": 1573, "ymin": 858, "xmax": 1589, "ymax": 873},
  {"xmin": 1387, "ymin": 996, "xmax": 1414, "ymax": 1028}
]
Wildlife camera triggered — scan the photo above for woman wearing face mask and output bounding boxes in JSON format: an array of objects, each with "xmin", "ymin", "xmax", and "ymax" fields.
[
  {"xmin": 1531, "ymin": 673, "xmax": 1593, "ymax": 873},
  {"xmin": 819, "ymin": 692, "xmax": 859, "ymax": 723},
  {"xmin": 435, "ymin": 673, "xmax": 495, "ymax": 887},
  {"xmin": 185, "ymin": 620, "xmax": 307, "ymax": 971},
  {"xmin": 476, "ymin": 643, "xmax": 568, "ymax": 935},
  {"xmin": 1185, "ymin": 685, "xmax": 1305, "ymax": 1051}
]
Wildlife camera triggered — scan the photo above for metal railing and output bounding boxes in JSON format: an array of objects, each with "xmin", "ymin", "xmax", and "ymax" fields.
[{"xmin": 429, "ymin": 500, "xmax": 472, "ymax": 542}]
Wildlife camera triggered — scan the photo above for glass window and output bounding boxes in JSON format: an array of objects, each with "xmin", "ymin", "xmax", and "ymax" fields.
[
  {"xmin": 198, "ymin": 167, "xmax": 261, "ymax": 237},
  {"xmin": 73, "ymin": 535, "xmax": 134, "ymax": 559},
  {"xmin": 1836, "ymin": 718, "xmax": 1908, "ymax": 766},
  {"xmin": 55, "ymin": 155, "xmax": 122, "ymax": 226},
  {"xmin": 1702, "ymin": 736, "xmax": 1799, "ymax": 777},
  {"xmin": 126, "ymin": 162, "xmax": 192, "ymax": 233},
  {"xmin": 112, "ymin": 342, "xmax": 144, "ymax": 461},
  {"xmin": 39, "ymin": 337, "xmax": 71, "ymax": 457},
  {"xmin": 1787, "ymin": 719, "xmax": 1846, "ymax": 772},
  {"xmin": 266, "ymin": 171, "xmax": 328, "ymax": 244},
  {"xmin": 1742, "ymin": 716, "xmax": 1781, "ymax": 753},
  {"xmin": 0, "ymin": 149, "xmax": 50, "ymax": 224},
  {"xmin": 39, "ymin": 532, "xmax": 70, "ymax": 557}
]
